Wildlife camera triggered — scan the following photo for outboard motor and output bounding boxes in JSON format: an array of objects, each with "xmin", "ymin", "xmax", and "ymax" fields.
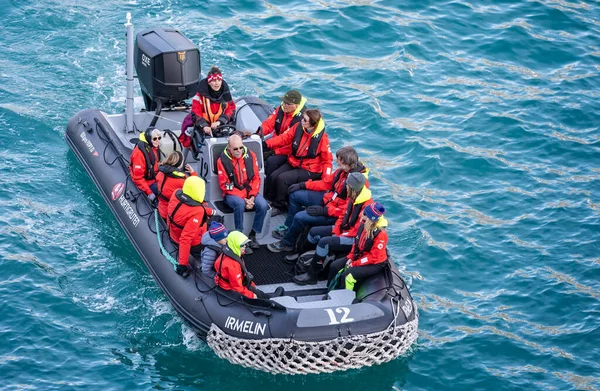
[{"xmin": 135, "ymin": 28, "xmax": 201, "ymax": 111}]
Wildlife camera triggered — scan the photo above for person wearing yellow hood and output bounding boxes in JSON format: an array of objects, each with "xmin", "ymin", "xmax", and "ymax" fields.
[
  {"xmin": 167, "ymin": 176, "xmax": 210, "ymax": 277},
  {"xmin": 264, "ymin": 108, "xmax": 333, "ymax": 215},
  {"xmin": 213, "ymin": 231, "xmax": 271, "ymax": 299},
  {"xmin": 129, "ymin": 127, "xmax": 161, "ymax": 201},
  {"xmin": 327, "ymin": 203, "xmax": 389, "ymax": 291}
]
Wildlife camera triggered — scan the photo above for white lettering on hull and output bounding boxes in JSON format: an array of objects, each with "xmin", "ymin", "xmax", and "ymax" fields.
[
  {"xmin": 224, "ymin": 316, "xmax": 266, "ymax": 336},
  {"xmin": 79, "ymin": 132, "xmax": 98, "ymax": 156},
  {"xmin": 118, "ymin": 194, "xmax": 140, "ymax": 227}
]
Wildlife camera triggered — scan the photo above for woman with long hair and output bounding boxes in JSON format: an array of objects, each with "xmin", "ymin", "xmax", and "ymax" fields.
[
  {"xmin": 263, "ymin": 108, "xmax": 333, "ymax": 215},
  {"xmin": 327, "ymin": 202, "xmax": 389, "ymax": 291},
  {"xmin": 155, "ymin": 151, "xmax": 196, "ymax": 219}
]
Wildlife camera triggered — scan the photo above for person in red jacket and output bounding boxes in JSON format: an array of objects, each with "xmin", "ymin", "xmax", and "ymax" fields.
[
  {"xmin": 264, "ymin": 109, "xmax": 333, "ymax": 214},
  {"xmin": 191, "ymin": 66, "xmax": 236, "ymax": 137},
  {"xmin": 257, "ymin": 90, "xmax": 307, "ymax": 178},
  {"xmin": 268, "ymin": 146, "xmax": 369, "ymax": 258},
  {"xmin": 214, "ymin": 231, "xmax": 271, "ymax": 299},
  {"xmin": 216, "ymin": 133, "xmax": 268, "ymax": 249},
  {"xmin": 155, "ymin": 151, "xmax": 197, "ymax": 220},
  {"xmin": 167, "ymin": 176, "xmax": 209, "ymax": 277},
  {"xmin": 327, "ymin": 203, "xmax": 389, "ymax": 291},
  {"xmin": 129, "ymin": 127, "xmax": 161, "ymax": 201},
  {"xmin": 293, "ymin": 172, "xmax": 373, "ymax": 285}
]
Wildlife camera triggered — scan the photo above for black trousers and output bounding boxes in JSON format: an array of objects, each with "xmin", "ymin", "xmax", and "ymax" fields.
[
  {"xmin": 266, "ymin": 162, "xmax": 320, "ymax": 209},
  {"xmin": 249, "ymin": 285, "xmax": 269, "ymax": 299},
  {"xmin": 265, "ymin": 154, "xmax": 288, "ymax": 178},
  {"xmin": 327, "ymin": 257, "xmax": 388, "ymax": 290}
]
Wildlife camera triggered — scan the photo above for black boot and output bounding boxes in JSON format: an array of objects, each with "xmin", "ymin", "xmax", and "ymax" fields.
[
  {"xmin": 270, "ymin": 286, "xmax": 285, "ymax": 297},
  {"xmin": 248, "ymin": 230, "xmax": 260, "ymax": 249},
  {"xmin": 293, "ymin": 269, "xmax": 317, "ymax": 285}
]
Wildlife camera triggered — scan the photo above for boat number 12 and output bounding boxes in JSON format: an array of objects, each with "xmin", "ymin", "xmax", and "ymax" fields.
[{"xmin": 324, "ymin": 307, "xmax": 354, "ymax": 325}]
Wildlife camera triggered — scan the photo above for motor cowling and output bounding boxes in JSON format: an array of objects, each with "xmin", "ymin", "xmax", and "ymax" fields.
[{"xmin": 135, "ymin": 28, "xmax": 201, "ymax": 111}]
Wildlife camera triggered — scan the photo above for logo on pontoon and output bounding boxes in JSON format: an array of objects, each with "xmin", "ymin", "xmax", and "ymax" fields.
[
  {"xmin": 141, "ymin": 53, "xmax": 150, "ymax": 67},
  {"xmin": 79, "ymin": 132, "xmax": 98, "ymax": 156},
  {"xmin": 111, "ymin": 182, "xmax": 125, "ymax": 201},
  {"xmin": 177, "ymin": 51, "xmax": 186, "ymax": 64},
  {"xmin": 224, "ymin": 316, "xmax": 266, "ymax": 336}
]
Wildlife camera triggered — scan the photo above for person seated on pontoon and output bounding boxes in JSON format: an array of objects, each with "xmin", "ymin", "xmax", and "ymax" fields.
[
  {"xmin": 200, "ymin": 221, "xmax": 228, "ymax": 278},
  {"xmin": 267, "ymin": 146, "xmax": 369, "ymax": 260},
  {"xmin": 214, "ymin": 231, "xmax": 275, "ymax": 299},
  {"xmin": 328, "ymin": 203, "xmax": 389, "ymax": 291},
  {"xmin": 252, "ymin": 90, "xmax": 307, "ymax": 178},
  {"xmin": 191, "ymin": 66, "xmax": 236, "ymax": 137},
  {"xmin": 293, "ymin": 172, "xmax": 373, "ymax": 285},
  {"xmin": 216, "ymin": 133, "xmax": 268, "ymax": 250},
  {"xmin": 167, "ymin": 176, "xmax": 210, "ymax": 278},
  {"xmin": 129, "ymin": 127, "xmax": 161, "ymax": 201},
  {"xmin": 263, "ymin": 109, "xmax": 333, "ymax": 216},
  {"xmin": 155, "ymin": 151, "xmax": 197, "ymax": 220}
]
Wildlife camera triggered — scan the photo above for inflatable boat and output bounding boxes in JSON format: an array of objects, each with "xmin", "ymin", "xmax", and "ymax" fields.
[{"xmin": 64, "ymin": 14, "xmax": 418, "ymax": 375}]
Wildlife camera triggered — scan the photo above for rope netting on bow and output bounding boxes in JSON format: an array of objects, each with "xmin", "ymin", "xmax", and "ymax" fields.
[{"xmin": 206, "ymin": 308, "xmax": 418, "ymax": 375}]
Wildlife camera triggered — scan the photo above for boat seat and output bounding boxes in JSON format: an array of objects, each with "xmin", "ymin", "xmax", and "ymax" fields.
[
  {"xmin": 158, "ymin": 129, "xmax": 183, "ymax": 159},
  {"xmin": 209, "ymin": 200, "xmax": 271, "ymax": 239},
  {"xmin": 271, "ymin": 289, "xmax": 356, "ymax": 309}
]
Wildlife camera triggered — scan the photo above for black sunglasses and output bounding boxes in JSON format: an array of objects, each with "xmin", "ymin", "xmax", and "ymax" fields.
[
  {"xmin": 232, "ymin": 146, "xmax": 244, "ymax": 151},
  {"xmin": 152, "ymin": 136, "xmax": 162, "ymax": 141}
]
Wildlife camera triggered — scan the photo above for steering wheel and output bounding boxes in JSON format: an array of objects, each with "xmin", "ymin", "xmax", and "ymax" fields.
[{"xmin": 212, "ymin": 123, "xmax": 237, "ymax": 138}]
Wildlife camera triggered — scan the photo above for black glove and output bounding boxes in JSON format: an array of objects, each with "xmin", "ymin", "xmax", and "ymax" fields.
[
  {"xmin": 262, "ymin": 140, "xmax": 269, "ymax": 150},
  {"xmin": 175, "ymin": 264, "xmax": 192, "ymax": 278},
  {"xmin": 306, "ymin": 205, "xmax": 325, "ymax": 216},
  {"xmin": 287, "ymin": 182, "xmax": 305, "ymax": 194}
]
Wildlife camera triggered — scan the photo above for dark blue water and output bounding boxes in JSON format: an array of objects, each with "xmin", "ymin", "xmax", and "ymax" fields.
[{"xmin": 1, "ymin": 1, "xmax": 599, "ymax": 390}]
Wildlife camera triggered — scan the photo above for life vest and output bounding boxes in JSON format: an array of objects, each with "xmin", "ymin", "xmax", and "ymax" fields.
[
  {"xmin": 216, "ymin": 245, "xmax": 254, "ymax": 287},
  {"xmin": 353, "ymin": 224, "xmax": 384, "ymax": 260},
  {"xmin": 157, "ymin": 165, "xmax": 186, "ymax": 201},
  {"xmin": 168, "ymin": 189, "xmax": 208, "ymax": 230},
  {"xmin": 219, "ymin": 147, "xmax": 255, "ymax": 191},
  {"xmin": 291, "ymin": 125, "xmax": 324, "ymax": 160},
  {"xmin": 340, "ymin": 198, "xmax": 367, "ymax": 233},
  {"xmin": 274, "ymin": 106, "xmax": 305, "ymax": 135},
  {"xmin": 328, "ymin": 163, "xmax": 367, "ymax": 204},
  {"xmin": 131, "ymin": 141, "xmax": 159, "ymax": 181},
  {"xmin": 201, "ymin": 95, "xmax": 225, "ymax": 124},
  {"xmin": 205, "ymin": 244, "xmax": 223, "ymax": 255}
]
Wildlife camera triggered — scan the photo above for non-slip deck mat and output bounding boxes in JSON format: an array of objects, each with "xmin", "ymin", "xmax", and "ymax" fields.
[{"xmin": 243, "ymin": 246, "xmax": 296, "ymax": 285}]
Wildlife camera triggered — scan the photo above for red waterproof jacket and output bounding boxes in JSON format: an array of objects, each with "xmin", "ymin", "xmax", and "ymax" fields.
[
  {"xmin": 333, "ymin": 187, "xmax": 374, "ymax": 237},
  {"xmin": 214, "ymin": 237, "xmax": 256, "ymax": 299},
  {"xmin": 216, "ymin": 148, "xmax": 261, "ymax": 199},
  {"xmin": 266, "ymin": 121, "xmax": 333, "ymax": 177},
  {"xmin": 306, "ymin": 164, "xmax": 369, "ymax": 218},
  {"xmin": 347, "ymin": 221, "xmax": 389, "ymax": 267},
  {"xmin": 155, "ymin": 167, "xmax": 197, "ymax": 219},
  {"xmin": 129, "ymin": 143, "xmax": 159, "ymax": 195},
  {"xmin": 167, "ymin": 190, "xmax": 209, "ymax": 266},
  {"xmin": 261, "ymin": 99, "xmax": 306, "ymax": 155}
]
